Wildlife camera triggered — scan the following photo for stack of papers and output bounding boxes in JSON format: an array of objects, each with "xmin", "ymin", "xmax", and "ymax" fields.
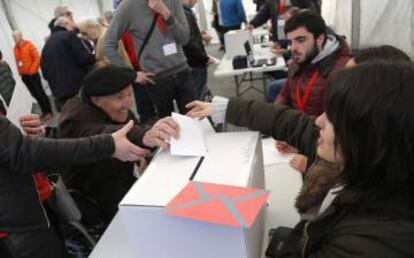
[{"xmin": 261, "ymin": 138, "xmax": 293, "ymax": 166}]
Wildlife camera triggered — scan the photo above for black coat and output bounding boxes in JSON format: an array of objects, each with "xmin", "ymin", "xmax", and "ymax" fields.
[
  {"xmin": 41, "ymin": 26, "xmax": 95, "ymax": 100},
  {"xmin": 250, "ymin": 0, "xmax": 280, "ymax": 42},
  {"xmin": 182, "ymin": 5, "xmax": 209, "ymax": 68},
  {"xmin": 0, "ymin": 61, "xmax": 15, "ymax": 105},
  {"xmin": 0, "ymin": 116, "xmax": 114, "ymax": 232}
]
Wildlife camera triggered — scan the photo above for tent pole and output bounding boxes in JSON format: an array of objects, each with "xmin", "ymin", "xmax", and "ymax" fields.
[
  {"xmin": 1, "ymin": 0, "xmax": 18, "ymax": 30},
  {"xmin": 351, "ymin": 0, "xmax": 360, "ymax": 50},
  {"xmin": 96, "ymin": 0, "xmax": 104, "ymax": 15}
]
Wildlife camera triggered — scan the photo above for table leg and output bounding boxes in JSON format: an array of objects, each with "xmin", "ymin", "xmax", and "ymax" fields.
[
  {"xmin": 234, "ymin": 75, "xmax": 241, "ymax": 97},
  {"xmin": 262, "ymin": 73, "xmax": 268, "ymax": 100}
]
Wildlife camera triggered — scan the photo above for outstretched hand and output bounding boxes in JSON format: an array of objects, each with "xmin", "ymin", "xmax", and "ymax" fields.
[
  {"xmin": 112, "ymin": 120, "xmax": 150, "ymax": 161},
  {"xmin": 185, "ymin": 101, "xmax": 213, "ymax": 119},
  {"xmin": 19, "ymin": 114, "xmax": 45, "ymax": 137}
]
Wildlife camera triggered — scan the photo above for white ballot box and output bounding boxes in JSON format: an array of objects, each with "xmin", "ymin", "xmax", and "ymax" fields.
[
  {"xmin": 224, "ymin": 30, "xmax": 254, "ymax": 59},
  {"xmin": 119, "ymin": 132, "xmax": 265, "ymax": 258}
]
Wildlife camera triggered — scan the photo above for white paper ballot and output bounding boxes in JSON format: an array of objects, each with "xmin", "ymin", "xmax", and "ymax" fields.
[
  {"xmin": 170, "ymin": 113, "xmax": 207, "ymax": 156},
  {"xmin": 261, "ymin": 138, "xmax": 293, "ymax": 166}
]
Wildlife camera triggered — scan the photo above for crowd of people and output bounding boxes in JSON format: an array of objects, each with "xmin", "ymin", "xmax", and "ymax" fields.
[{"xmin": 0, "ymin": 0, "xmax": 413, "ymax": 257}]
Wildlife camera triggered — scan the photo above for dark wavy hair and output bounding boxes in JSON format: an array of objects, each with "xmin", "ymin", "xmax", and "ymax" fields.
[
  {"xmin": 326, "ymin": 61, "xmax": 414, "ymax": 219},
  {"xmin": 354, "ymin": 45, "xmax": 411, "ymax": 64},
  {"xmin": 284, "ymin": 9, "xmax": 326, "ymax": 40}
]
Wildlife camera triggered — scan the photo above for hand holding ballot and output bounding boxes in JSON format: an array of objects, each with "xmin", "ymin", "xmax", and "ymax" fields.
[
  {"xmin": 143, "ymin": 116, "xmax": 180, "ymax": 148},
  {"xmin": 185, "ymin": 101, "xmax": 213, "ymax": 119}
]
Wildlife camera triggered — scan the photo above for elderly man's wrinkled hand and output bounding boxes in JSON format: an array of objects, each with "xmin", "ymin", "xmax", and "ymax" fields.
[
  {"xmin": 19, "ymin": 114, "xmax": 46, "ymax": 137},
  {"xmin": 142, "ymin": 117, "xmax": 180, "ymax": 148},
  {"xmin": 112, "ymin": 120, "xmax": 150, "ymax": 161},
  {"xmin": 185, "ymin": 101, "xmax": 213, "ymax": 119}
]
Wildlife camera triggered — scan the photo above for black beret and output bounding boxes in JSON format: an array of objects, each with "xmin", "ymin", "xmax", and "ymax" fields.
[{"xmin": 81, "ymin": 65, "xmax": 136, "ymax": 100}]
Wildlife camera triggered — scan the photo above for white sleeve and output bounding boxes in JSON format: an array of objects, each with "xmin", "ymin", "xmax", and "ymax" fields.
[{"xmin": 211, "ymin": 96, "xmax": 229, "ymax": 124}]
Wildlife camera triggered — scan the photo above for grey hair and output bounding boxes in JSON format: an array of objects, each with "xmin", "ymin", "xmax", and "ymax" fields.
[
  {"xmin": 54, "ymin": 6, "xmax": 69, "ymax": 18},
  {"xmin": 77, "ymin": 17, "xmax": 100, "ymax": 28}
]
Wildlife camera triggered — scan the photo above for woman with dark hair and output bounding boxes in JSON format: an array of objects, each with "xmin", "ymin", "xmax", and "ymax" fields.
[
  {"xmin": 347, "ymin": 44, "xmax": 411, "ymax": 67},
  {"xmin": 296, "ymin": 61, "xmax": 414, "ymax": 257},
  {"xmin": 188, "ymin": 61, "xmax": 414, "ymax": 256}
]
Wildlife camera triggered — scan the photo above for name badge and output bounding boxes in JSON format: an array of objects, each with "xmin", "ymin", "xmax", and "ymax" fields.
[
  {"xmin": 163, "ymin": 42, "xmax": 177, "ymax": 56},
  {"xmin": 18, "ymin": 61, "xmax": 23, "ymax": 67}
]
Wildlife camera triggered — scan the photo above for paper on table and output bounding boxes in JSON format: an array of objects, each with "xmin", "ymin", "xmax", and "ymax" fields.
[
  {"xmin": 170, "ymin": 112, "xmax": 206, "ymax": 157},
  {"xmin": 164, "ymin": 181, "xmax": 270, "ymax": 228},
  {"xmin": 261, "ymin": 138, "xmax": 293, "ymax": 166}
]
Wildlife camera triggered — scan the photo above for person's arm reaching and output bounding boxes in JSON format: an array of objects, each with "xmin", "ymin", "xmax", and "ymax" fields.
[
  {"xmin": 0, "ymin": 117, "xmax": 146, "ymax": 173},
  {"xmin": 149, "ymin": 0, "xmax": 190, "ymax": 44},
  {"xmin": 186, "ymin": 98, "xmax": 318, "ymax": 160},
  {"xmin": 249, "ymin": 0, "xmax": 271, "ymax": 29}
]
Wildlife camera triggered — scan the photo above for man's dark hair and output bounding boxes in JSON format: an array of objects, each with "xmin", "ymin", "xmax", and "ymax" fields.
[
  {"xmin": 353, "ymin": 45, "xmax": 411, "ymax": 64},
  {"xmin": 0, "ymin": 49, "xmax": 3, "ymax": 60},
  {"xmin": 284, "ymin": 9, "xmax": 326, "ymax": 40},
  {"xmin": 325, "ymin": 61, "xmax": 414, "ymax": 219}
]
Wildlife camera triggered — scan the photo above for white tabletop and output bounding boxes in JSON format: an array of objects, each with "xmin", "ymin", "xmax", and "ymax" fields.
[
  {"xmin": 214, "ymin": 45, "xmax": 286, "ymax": 78},
  {"xmin": 89, "ymin": 162, "xmax": 302, "ymax": 258}
]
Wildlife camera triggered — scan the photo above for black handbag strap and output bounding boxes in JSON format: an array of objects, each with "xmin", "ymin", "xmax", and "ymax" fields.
[{"xmin": 138, "ymin": 13, "xmax": 159, "ymax": 62}]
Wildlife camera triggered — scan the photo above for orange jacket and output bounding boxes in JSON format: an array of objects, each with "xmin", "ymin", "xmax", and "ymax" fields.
[{"xmin": 14, "ymin": 40, "xmax": 40, "ymax": 75}]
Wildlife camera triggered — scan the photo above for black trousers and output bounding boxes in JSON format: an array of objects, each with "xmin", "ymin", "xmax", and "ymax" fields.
[
  {"xmin": 147, "ymin": 69, "xmax": 196, "ymax": 118},
  {"xmin": 21, "ymin": 73, "xmax": 52, "ymax": 114},
  {"xmin": 0, "ymin": 227, "xmax": 68, "ymax": 258},
  {"xmin": 133, "ymin": 82, "xmax": 157, "ymax": 124}
]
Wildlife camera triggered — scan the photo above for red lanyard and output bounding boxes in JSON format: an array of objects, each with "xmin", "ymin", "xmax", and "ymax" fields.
[
  {"xmin": 295, "ymin": 70, "xmax": 319, "ymax": 111},
  {"xmin": 279, "ymin": 0, "xmax": 286, "ymax": 14},
  {"xmin": 148, "ymin": 0, "xmax": 168, "ymax": 35},
  {"xmin": 155, "ymin": 12, "xmax": 168, "ymax": 35}
]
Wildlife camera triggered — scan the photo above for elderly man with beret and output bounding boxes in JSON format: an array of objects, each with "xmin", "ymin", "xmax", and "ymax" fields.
[{"xmin": 58, "ymin": 64, "xmax": 179, "ymax": 224}]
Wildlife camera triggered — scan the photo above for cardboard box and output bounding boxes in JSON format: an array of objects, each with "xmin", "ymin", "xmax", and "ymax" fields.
[
  {"xmin": 224, "ymin": 30, "xmax": 254, "ymax": 59},
  {"xmin": 119, "ymin": 132, "xmax": 265, "ymax": 258}
]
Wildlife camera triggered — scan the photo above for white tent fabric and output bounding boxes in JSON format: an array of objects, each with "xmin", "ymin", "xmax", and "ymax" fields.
[
  {"xmin": 0, "ymin": 6, "xmax": 34, "ymax": 125},
  {"xmin": 8, "ymin": 0, "xmax": 112, "ymax": 52},
  {"xmin": 360, "ymin": 0, "xmax": 413, "ymax": 56},
  {"xmin": 323, "ymin": 0, "xmax": 414, "ymax": 56},
  {"xmin": 321, "ymin": 0, "xmax": 353, "ymax": 46}
]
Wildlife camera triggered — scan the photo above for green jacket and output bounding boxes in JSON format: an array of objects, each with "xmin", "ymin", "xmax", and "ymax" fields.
[
  {"xmin": 303, "ymin": 206, "xmax": 414, "ymax": 258},
  {"xmin": 225, "ymin": 98, "xmax": 318, "ymax": 163}
]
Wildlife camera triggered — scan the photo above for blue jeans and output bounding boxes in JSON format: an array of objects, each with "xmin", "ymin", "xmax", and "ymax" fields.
[
  {"xmin": 191, "ymin": 67, "xmax": 208, "ymax": 100},
  {"xmin": 266, "ymin": 78, "xmax": 287, "ymax": 102}
]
